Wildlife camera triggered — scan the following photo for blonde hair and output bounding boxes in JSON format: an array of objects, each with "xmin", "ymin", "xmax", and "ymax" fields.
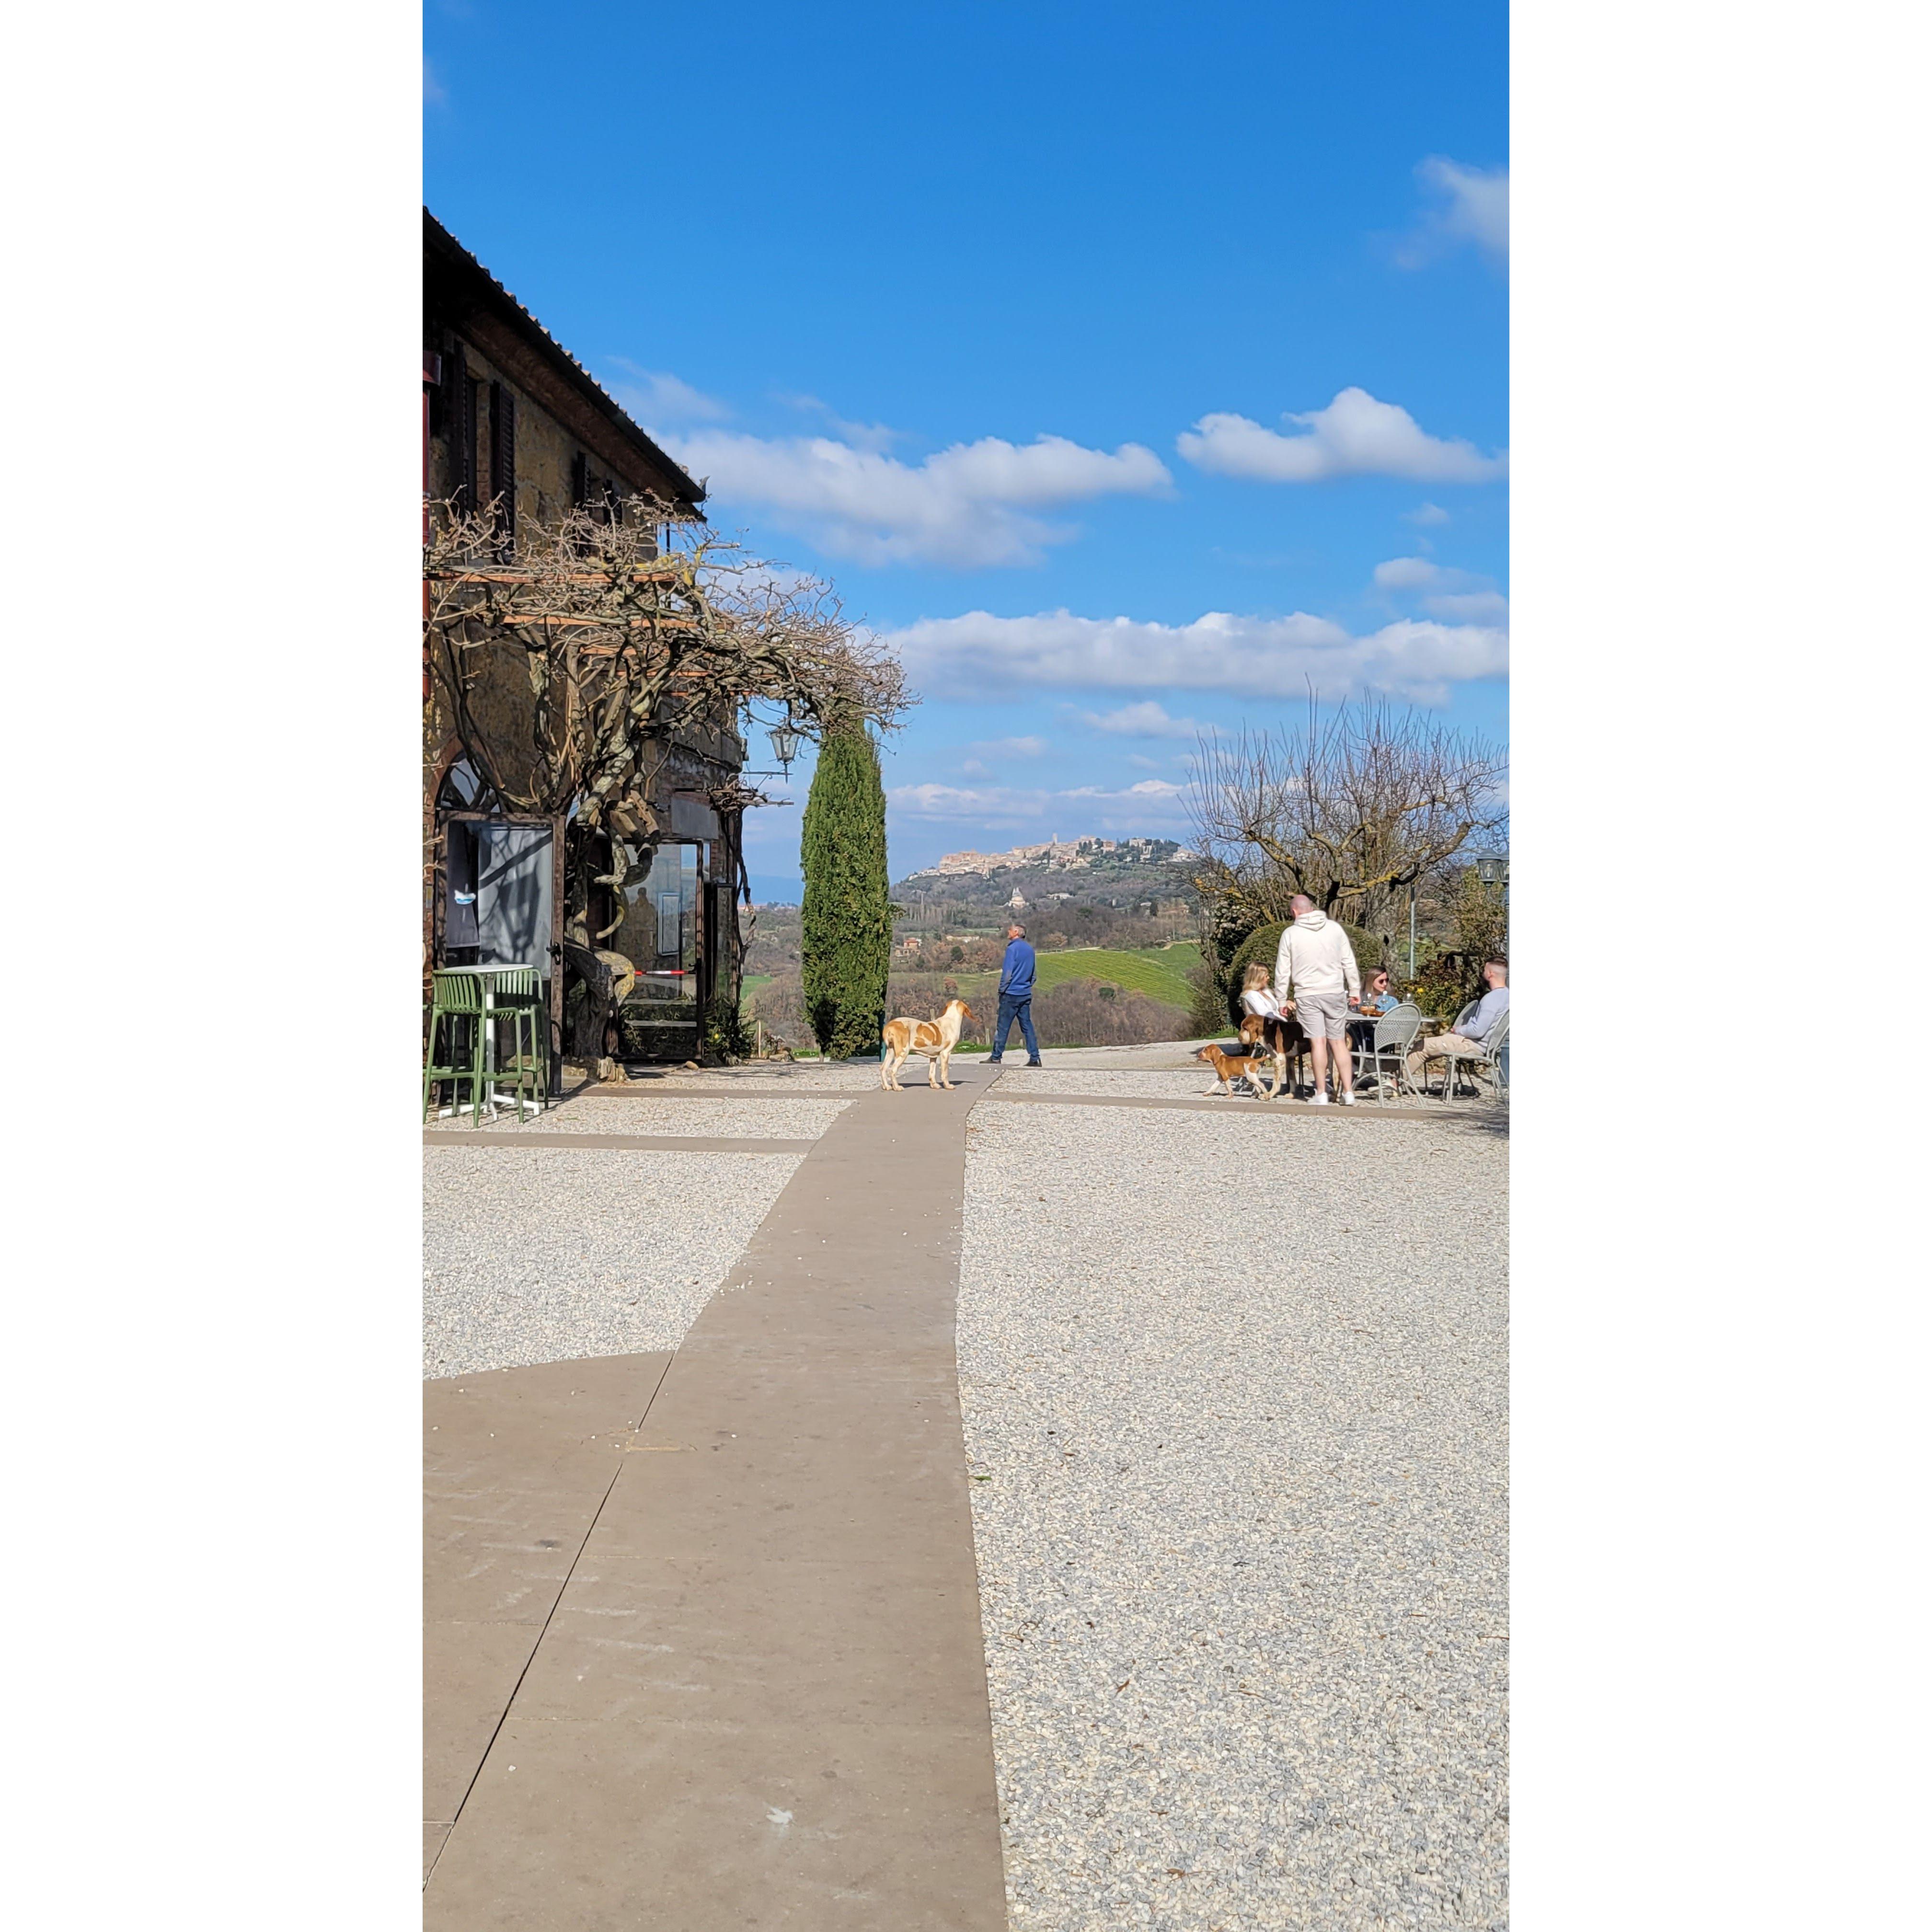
[{"xmin": 1242, "ymin": 962, "xmax": 1271, "ymax": 990}]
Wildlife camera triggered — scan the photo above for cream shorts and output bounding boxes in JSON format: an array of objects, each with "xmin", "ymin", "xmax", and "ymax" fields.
[{"xmin": 1293, "ymin": 989, "xmax": 1350, "ymax": 1039}]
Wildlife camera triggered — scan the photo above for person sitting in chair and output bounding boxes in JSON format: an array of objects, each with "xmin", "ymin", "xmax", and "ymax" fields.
[
  {"xmin": 1347, "ymin": 966, "xmax": 1399, "ymax": 1063},
  {"xmin": 1408, "ymin": 957, "xmax": 1509, "ymax": 1091},
  {"xmin": 1238, "ymin": 961, "xmax": 1308, "ymax": 1098},
  {"xmin": 1239, "ymin": 961, "xmax": 1285, "ymax": 1021}
]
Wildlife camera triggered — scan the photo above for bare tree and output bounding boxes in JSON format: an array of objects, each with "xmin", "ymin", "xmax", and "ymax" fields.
[
  {"xmin": 426, "ymin": 494, "xmax": 912, "ymax": 1061},
  {"xmin": 427, "ymin": 495, "xmax": 907, "ymax": 835},
  {"xmin": 1188, "ymin": 696, "xmax": 1507, "ymax": 950}
]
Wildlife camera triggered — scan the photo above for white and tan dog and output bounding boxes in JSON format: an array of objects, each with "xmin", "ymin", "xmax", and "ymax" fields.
[{"xmin": 880, "ymin": 999, "xmax": 978, "ymax": 1091}]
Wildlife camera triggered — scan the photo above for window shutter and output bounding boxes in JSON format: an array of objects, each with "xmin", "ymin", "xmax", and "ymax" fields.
[
  {"xmin": 462, "ymin": 377, "xmax": 481, "ymax": 515},
  {"xmin": 489, "ymin": 382, "xmax": 516, "ymax": 556},
  {"xmin": 443, "ymin": 352, "xmax": 474, "ymax": 512}
]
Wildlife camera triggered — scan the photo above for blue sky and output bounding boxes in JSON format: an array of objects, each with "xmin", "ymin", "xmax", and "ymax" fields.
[{"xmin": 426, "ymin": 1, "xmax": 1507, "ymax": 895}]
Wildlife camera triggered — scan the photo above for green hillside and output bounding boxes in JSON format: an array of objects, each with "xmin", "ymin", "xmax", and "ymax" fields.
[{"xmin": 955, "ymin": 941, "xmax": 1198, "ymax": 1010}]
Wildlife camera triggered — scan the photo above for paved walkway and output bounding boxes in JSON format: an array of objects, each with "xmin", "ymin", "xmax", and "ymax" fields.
[
  {"xmin": 426, "ymin": 1077, "xmax": 1006, "ymax": 1930},
  {"xmin": 425, "ymin": 1047, "xmax": 1506, "ymax": 1929}
]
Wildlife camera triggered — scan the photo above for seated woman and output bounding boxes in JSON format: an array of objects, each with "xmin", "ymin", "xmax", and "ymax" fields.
[
  {"xmin": 1347, "ymin": 966, "xmax": 1400, "ymax": 1067},
  {"xmin": 1237, "ymin": 963, "xmax": 1305, "ymax": 1096},
  {"xmin": 1239, "ymin": 961, "xmax": 1285, "ymax": 1022}
]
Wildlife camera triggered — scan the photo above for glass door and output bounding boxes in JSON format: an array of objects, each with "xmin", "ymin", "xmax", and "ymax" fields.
[{"xmin": 612, "ymin": 841, "xmax": 702, "ymax": 1058}]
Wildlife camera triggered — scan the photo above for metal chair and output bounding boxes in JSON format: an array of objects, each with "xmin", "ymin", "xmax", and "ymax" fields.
[
  {"xmin": 423, "ymin": 971, "xmax": 486, "ymax": 1123},
  {"xmin": 1478, "ymin": 1009, "xmax": 1509, "ymax": 1096},
  {"xmin": 1436, "ymin": 1006, "xmax": 1508, "ymax": 1101},
  {"xmin": 1355, "ymin": 1002, "xmax": 1425, "ymax": 1104},
  {"xmin": 488, "ymin": 966, "xmax": 548, "ymax": 1116}
]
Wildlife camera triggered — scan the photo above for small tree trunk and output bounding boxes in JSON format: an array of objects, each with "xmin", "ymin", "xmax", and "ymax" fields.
[{"xmin": 563, "ymin": 941, "xmax": 635, "ymax": 1079}]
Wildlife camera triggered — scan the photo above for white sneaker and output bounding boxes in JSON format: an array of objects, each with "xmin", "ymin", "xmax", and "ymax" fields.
[
  {"xmin": 1337, "ymin": 1090, "xmax": 1355, "ymax": 1105},
  {"xmin": 1309, "ymin": 1092, "xmax": 1329, "ymax": 1105}
]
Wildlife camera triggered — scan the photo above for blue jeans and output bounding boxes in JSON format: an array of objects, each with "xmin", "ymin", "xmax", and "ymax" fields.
[{"xmin": 989, "ymin": 994, "xmax": 1039, "ymax": 1061}]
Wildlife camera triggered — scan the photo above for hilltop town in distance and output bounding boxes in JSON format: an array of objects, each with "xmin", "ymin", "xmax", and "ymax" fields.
[
  {"xmin": 896, "ymin": 835, "xmax": 1200, "ymax": 921},
  {"xmin": 743, "ymin": 833, "xmax": 1206, "ymax": 1043},
  {"xmin": 914, "ymin": 835, "xmax": 1194, "ymax": 879}
]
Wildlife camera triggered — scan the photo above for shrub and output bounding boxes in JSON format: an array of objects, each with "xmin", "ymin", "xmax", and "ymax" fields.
[
  {"xmin": 800, "ymin": 720, "xmax": 892, "ymax": 1058},
  {"xmin": 1405, "ymin": 952, "xmax": 1482, "ymax": 1020},
  {"xmin": 1224, "ymin": 920, "xmax": 1288, "ymax": 1023},
  {"xmin": 1185, "ymin": 963, "xmax": 1225, "ymax": 1038},
  {"xmin": 1028, "ymin": 978, "xmax": 1187, "ymax": 1047},
  {"xmin": 885, "ymin": 974, "xmax": 983, "ymax": 1040},
  {"xmin": 702, "ymin": 991, "xmax": 751, "ymax": 1061},
  {"xmin": 1222, "ymin": 916, "xmax": 1380, "ymax": 1023},
  {"xmin": 747, "ymin": 974, "xmax": 810, "ymax": 1048}
]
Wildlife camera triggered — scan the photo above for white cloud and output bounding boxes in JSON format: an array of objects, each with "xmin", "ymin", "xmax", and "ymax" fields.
[
  {"xmin": 967, "ymin": 734, "xmax": 1048, "ymax": 758},
  {"xmin": 1076, "ymin": 701, "xmax": 1211, "ymax": 740},
  {"xmin": 959, "ymin": 759, "xmax": 989, "ymax": 778},
  {"xmin": 1423, "ymin": 590, "xmax": 1511, "ymax": 624},
  {"xmin": 887, "ymin": 606, "xmax": 1507, "ymax": 707},
  {"xmin": 1373, "ymin": 556, "xmax": 1446, "ymax": 589},
  {"xmin": 776, "ymin": 393, "xmax": 903, "ymax": 455},
  {"xmin": 1397, "ymin": 157, "xmax": 1509, "ymax": 267},
  {"xmin": 1371, "ymin": 558, "xmax": 1508, "ymax": 629},
  {"xmin": 659, "ymin": 428, "xmax": 1172, "ymax": 568},
  {"xmin": 1126, "ymin": 753, "xmax": 1161, "ymax": 770},
  {"xmin": 1178, "ymin": 388, "xmax": 1506, "ymax": 485},
  {"xmin": 1405, "ymin": 501, "xmax": 1451, "ymax": 526},
  {"xmin": 890, "ymin": 782, "xmax": 1052, "ymax": 823},
  {"xmin": 1060, "ymin": 779, "xmax": 1187, "ymax": 801},
  {"xmin": 607, "ymin": 361, "xmax": 731, "ymax": 425},
  {"xmin": 888, "ymin": 777, "xmax": 1191, "ymax": 826}
]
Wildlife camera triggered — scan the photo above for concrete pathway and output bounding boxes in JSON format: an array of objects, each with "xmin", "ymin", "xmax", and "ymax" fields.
[{"xmin": 425, "ymin": 1078, "xmax": 1006, "ymax": 1931}]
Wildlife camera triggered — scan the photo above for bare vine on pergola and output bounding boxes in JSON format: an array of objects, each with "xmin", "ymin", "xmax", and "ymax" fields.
[
  {"xmin": 1187, "ymin": 696, "xmax": 1508, "ymax": 940},
  {"xmin": 425, "ymin": 494, "xmax": 910, "ymax": 934}
]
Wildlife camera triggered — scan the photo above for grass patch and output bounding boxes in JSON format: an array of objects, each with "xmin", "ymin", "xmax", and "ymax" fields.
[{"xmin": 954, "ymin": 942, "xmax": 1199, "ymax": 1010}]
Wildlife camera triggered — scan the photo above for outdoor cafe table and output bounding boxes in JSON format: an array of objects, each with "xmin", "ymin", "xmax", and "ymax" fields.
[{"xmin": 434, "ymin": 963, "xmax": 540, "ymax": 1118}]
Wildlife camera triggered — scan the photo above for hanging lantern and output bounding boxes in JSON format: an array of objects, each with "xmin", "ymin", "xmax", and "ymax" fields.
[{"xmin": 770, "ymin": 722, "xmax": 803, "ymax": 770}]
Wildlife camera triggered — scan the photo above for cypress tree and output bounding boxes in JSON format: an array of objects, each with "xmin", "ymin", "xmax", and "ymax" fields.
[{"xmin": 799, "ymin": 717, "xmax": 892, "ymax": 1058}]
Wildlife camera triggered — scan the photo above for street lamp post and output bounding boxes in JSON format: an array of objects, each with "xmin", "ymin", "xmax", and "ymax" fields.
[{"xmin": 1474, "ymin": 852, "xmax": 1510, "ymax": 950}]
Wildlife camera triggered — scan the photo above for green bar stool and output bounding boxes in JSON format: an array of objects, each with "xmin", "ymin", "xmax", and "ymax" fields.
[
  {"xmin": 488, "ymin": 966, "xmax": 547, "ymax": 1116},
  {"xmin": 423, "ymin": 970, "xmax": 487, "ymax": 1123}
]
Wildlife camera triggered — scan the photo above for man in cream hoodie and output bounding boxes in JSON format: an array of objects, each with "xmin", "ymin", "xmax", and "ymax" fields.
[{"xmin": 1274, "ymin": 895, "xmax": 1362, "ymax": 1104}]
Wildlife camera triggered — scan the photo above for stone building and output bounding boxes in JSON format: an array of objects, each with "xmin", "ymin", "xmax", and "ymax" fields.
[{"xmin": 423, "ymin": 208, "xmax": 748, "ymax": 1070}]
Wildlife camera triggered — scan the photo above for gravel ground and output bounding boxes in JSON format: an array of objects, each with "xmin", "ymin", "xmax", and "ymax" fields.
[
  {"xmin": 426, "ymin": 1095, "xmax": 851, "ymax": 1138},
  {"xmin": 424, "ymin": 1146, "xmax": 802, "ymax": 1378},
  {"xmin": 959, "ymin": 1102, "xmax": 1507, "ymax": 1930},
  {"xmin": 638, "ymin": 1062, "xmax": 885, "ymax": 1092},
  {"xmin": 1001, "ymin": 1069, "xmax": 1239, "ymax": 1100}
]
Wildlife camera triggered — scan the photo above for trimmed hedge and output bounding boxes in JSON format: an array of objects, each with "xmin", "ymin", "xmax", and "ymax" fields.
[{"xmin": 1223, "ymin": 917, "xmax": 1382, "ymax": 1024}]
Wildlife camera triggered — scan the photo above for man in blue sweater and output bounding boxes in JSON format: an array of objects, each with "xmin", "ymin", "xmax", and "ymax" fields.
[{"xmin": 988, "ymin": 921, "xmax": 1043, "ymax": 1066}]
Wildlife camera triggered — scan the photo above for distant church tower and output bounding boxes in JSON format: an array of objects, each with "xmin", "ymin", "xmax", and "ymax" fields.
[{"xmin": 1008, "ymin": 887, "xmax": 1027, "ymax": 909}]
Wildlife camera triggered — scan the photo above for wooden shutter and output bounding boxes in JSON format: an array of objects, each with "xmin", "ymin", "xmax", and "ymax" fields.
[
  {"xmin": 489, "ymin": 382, "xmax": 516, "ymax": 556},
  {"xmin": 443, "ymin": 352, "xmax": 476, "ymax": 512}
]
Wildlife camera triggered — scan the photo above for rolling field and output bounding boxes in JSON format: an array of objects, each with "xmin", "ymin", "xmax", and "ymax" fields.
[
  {"xmin": 739, "ymin": 945, "xmax": 1203, "ymax": 1054},
  {"xmin": 954, "ymin": 942, "xmax": 1199, "ymax": 1010}
]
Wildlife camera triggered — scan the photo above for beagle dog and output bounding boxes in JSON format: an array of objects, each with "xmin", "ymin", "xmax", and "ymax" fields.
[
  {"xmin": 1196, "ymin": 1040, "xmax": 1276, "ymax": 1100},
  {"xmin": 880, "ymin": 999, "xmax": 978, "ymax": 1091}
]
